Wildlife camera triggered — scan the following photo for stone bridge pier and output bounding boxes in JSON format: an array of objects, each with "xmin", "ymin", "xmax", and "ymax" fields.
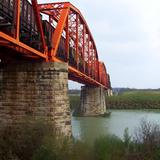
[
  {"xmin": 0, "ymin": 62, "xmax": 71, "ymax": 136},
  {"xmin": 78, "ymin": 86, "xmax": 107, "ymax": 116}
]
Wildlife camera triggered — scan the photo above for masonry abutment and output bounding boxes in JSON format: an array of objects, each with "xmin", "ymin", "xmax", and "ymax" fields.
[
  {"xmin": 0, "ymin": 62, "xmax": 71, "ymax": 136},
  {"xmin": 78, "ymin": 86, "xmax": 107, "ymax": 116}
]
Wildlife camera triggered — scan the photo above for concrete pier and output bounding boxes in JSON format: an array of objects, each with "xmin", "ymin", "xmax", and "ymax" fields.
[
  {"xmin": 78, "ymin": 86, "xmax": 107, "ymax": 116},
  {"xmin": 0, "ymin": 62, "xmax": 71, "ymax": 136}
]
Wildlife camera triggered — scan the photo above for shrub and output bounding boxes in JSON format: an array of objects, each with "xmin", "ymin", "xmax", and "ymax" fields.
[
  {"xmin": 1, "ymin": 118, "xmax": 160, "ymax": 160},
  {"xmin": 131, "ymin": 119, "xmax": 160, "ymax": 159},
  {"xmin": 32, "ymin": 136, "xmax": 72, "ymax": 160},
  {"xmin": 0, "ymin": 118, "xmax": 93, "ymax": 160},
  {"xmin": 0, "ymin": 119, "xmax": 54, "ymax": 160},
  {"xmin": 94, "ymin": 135, "xmax": 125, "ymax": 160}
]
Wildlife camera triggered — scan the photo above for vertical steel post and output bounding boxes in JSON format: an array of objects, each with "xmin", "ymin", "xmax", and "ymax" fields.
[
  {"xmin": 82, "ymin": 24, "xmax": 85, "ymax": 73},
  {"xmin": 15, "ymin": 0, "xmax": 21, "ymax": 40},
  {"xmin": 88, "ymin": 36, "xmax": 90, "ymax": 76},
  {"xmin": 76, "ymin": 14, "xmax": 79, "ymax": 69},
  {"xmin": 66, "ymin": 15, "xmax": 69, "ymax": 62},
  {"xmin": 32, "ymin": 0, "xmax": 47, "ymax": 54},
  {"xmin": 97, "ymin": 59, "xmax": 99, "ymax": 81},
  {"xmin": 90, "ymin": 44, "xmax": 93, "ymax": 79}
]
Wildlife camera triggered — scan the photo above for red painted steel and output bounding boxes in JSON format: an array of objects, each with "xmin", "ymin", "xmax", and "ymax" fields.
[{"xmin": 0, "ymin": 0, "xmax": 111, "ymax": 89}]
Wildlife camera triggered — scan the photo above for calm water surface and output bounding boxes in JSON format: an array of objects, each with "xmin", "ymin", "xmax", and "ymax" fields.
[{"xmin": 72, "ymin": 110, "xmax": 160, "ymax": 143}]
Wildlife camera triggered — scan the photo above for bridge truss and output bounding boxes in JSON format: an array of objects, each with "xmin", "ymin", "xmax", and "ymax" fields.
[{"xmin": 0, "ymin": 0, "xmax": 111, "ymax": 89}]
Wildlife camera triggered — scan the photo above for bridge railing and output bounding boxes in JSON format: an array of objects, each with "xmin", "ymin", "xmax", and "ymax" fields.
[
  {"xmin": 0, "ymin": 0, "xmax": 42, "ymax": 51},
  {"xmin": 0, "ymin": 0, "xmax": 47, "ymax": 62},
  {"xmin": 0, "ymin": 0, "xmax": 15, "ymax": 36}
]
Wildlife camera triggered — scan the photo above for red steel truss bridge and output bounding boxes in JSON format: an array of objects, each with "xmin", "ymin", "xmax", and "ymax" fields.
[{"xmin": 0, "ymin": 0, "xmax": 111, "ymax": 89}]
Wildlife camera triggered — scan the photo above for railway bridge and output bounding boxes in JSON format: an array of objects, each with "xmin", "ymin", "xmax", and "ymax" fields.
[{"xmin": 0, "ymin": 0, "xmax": 111, "ymax": 136}]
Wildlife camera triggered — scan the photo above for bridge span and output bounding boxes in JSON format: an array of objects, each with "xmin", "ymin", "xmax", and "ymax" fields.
[{"xmin": 0, "ymin": 0, "xmax": 111, "ymax": 136}]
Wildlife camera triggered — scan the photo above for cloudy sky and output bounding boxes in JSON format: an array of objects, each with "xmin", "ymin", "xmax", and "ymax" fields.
[{"xmin": 39, "ymin": 0, "xmax": 160, "ymax": 89}]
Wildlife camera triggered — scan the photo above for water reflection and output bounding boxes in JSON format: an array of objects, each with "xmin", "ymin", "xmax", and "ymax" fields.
[
  {"xmin": 72, "ymin": 110, "xmax": 160, "ymax": 143},
  {"xmin": 72, "ymin": 117, "xmax": 109, "ymax": 143}
]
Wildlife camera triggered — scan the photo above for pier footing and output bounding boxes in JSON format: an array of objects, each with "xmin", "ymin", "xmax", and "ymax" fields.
[
  {"xmin": 0, "ymin": 62, "xmax": 71, "ymax": 136},
  {"xmin": 77, "ymin": 86, "xmax": 107, "ymax": 116}
]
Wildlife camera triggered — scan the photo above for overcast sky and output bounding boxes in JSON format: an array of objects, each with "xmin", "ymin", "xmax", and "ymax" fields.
[{"xmin": 38, "ymin": 0, "xmax": 160, "ymax": 89}]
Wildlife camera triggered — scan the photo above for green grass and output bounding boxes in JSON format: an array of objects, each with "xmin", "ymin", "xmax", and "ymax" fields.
[
  {"xmin": 69, "ymin": 91, "xmax": 160, "ymax": 110},
  {"xmin": 94, "ymin": 135, "xmax": 125, "ymax": 160},
  {"xmin": 106, "ymin": 91, "xmax": 160, "ymax": 109}
]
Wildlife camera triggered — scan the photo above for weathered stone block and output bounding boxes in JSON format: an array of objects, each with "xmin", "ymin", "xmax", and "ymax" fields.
[
  {"xmin": 77, "ymin": 86, "xmax": 107, "ymax": 116},
  {"xmin": 0, "ymin": 62, "xmax": 71, "ymax": 136}
]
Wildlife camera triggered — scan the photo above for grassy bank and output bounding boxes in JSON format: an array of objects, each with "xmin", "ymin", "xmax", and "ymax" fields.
[
  {"xmin": 1, "ymin": 119, "xmax": 160, "ymax": 160},
  {"xmin": 106, "ymin": 91, "xmax": 160, "ymax": 109},
  {"xmin": 70, "ymin": 91, "xmax": 160, "ymax": 110}
]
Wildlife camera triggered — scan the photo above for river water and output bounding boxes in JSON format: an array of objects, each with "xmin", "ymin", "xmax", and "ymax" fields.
[{"xmin": 72, "ymin": 110, "xmax": 160, "ymax": 143}]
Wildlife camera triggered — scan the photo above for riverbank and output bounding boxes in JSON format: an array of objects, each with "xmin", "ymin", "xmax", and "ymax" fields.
[
  {"xmin": 1, "ymin": 118, "xmax": 160, "ymax": 160},
  {"xmin": 70, "ymin": 90, "xmax": 160, "ymax": 110},
  {"xmin": 106, "ymin": 91, "xmax": 160, "ymax": 109}
]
